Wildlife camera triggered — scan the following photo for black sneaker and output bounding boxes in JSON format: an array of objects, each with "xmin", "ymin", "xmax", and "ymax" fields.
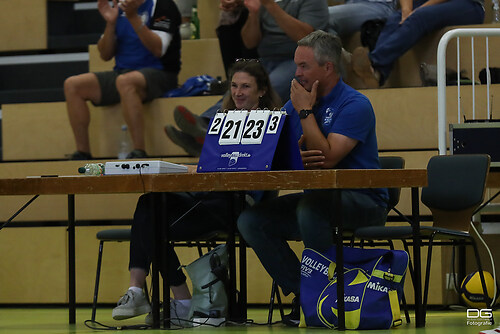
[
  {"xmin": 164, "ymin": 125, "xmax": 203, "ymax": 157},
  {"xmin": 126, "ymin": 149, "xmax": 148, "ymax": 159},
  {"xmin": 173, "ymin": 105, "xmax": 208, "ymax": 140},
  {"xmin": 282, "ymin": 295, "xmax": 300, "ymax": 327},
  {"xmin": 68, "ymin": 151, "xmax": 93, "ymax": 160}
]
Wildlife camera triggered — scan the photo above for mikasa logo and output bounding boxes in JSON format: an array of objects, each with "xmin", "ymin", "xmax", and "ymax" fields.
[
  {"xmin": 336, "ymin": 295, "xmax": 360, "ymax": 303},
  {"xmin": 367, "ymin": 282, "xmax": 388, "ymax": 293}
]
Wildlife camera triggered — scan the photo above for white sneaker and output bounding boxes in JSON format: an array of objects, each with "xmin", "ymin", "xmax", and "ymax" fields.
[
  {"xmin": 145, "ymin": 299, "xmax": 191, "ymax": 326},
  {"xmin": 112, "ymin": 289, "xmax": 152, "ymax": 320},
  {"xmin": 179, "ymin": 22, "xmax": 192, "ymax": 40}
]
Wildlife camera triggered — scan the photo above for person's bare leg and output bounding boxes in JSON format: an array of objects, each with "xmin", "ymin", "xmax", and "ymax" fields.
[
  {"xmin": 129, "ymin": 268, "xmax": 191, "ymax": 300},
  {"xmin": 171, "ymin": 282, "xmax": 192, "ymax": 300},
  {"xmin": 129, "ymin": 267, "xmax": 148, "ymax": 288},
  {"xmin": 64, "ymin": 73, "xmax": 102, "ymax": 154},
  {"xmin": 116, "ymin": 71, "xmax": 147, "ymax": 152}
]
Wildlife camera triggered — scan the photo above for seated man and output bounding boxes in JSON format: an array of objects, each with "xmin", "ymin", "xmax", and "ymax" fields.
[
  {"xmin": 64, "ymin": 0, "xmax": 181, "ymax": 160},
  {"xmin": 351, "ymin": 0, "xmax": 484, "ymax": 88},
  {"xmin": 237, "ymin": 30, "xmax": 389, "ymax": 327}
]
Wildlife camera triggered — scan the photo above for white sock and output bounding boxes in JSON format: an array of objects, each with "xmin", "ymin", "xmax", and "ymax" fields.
[
  {"xmin": 129, "ymin": 286, "xmax": 143, "ymax": 294},
  {"xmin": 176, "ymin": 299, "xmax": 191, "ymax": 308}
]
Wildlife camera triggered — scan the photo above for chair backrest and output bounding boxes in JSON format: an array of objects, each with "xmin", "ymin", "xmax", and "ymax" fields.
[
  {"xmin": 421, "ymin": 154, "xmax": 491, "ymax": 232},
  {"xmin": 379, "ymin": 156, "xmax": 405, "ymax": 210}
]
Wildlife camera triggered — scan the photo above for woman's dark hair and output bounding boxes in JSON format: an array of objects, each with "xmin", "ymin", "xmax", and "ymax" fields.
[{"xmin": 222, "ymin": 59, "xmax": 282, "ymax": 110}]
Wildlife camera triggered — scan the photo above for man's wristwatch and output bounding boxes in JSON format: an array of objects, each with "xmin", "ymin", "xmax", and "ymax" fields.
[{"xmin": 299, "ymin": 109, "xmax": 314, "ymax": 119}]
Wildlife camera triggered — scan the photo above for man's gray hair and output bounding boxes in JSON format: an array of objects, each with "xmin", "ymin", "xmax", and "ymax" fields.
[{"xmin": 297, "ymin": 30, "xmax": 343, "ymax": 74}]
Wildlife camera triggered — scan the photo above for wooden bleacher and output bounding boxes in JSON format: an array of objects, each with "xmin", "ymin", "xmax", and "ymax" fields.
[{"xmin": 1, "ymin": 0, "xmax": 499, "ymax": 307}]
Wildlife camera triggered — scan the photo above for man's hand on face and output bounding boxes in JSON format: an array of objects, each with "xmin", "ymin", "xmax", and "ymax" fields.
[{"xmin": 291, "ymin": 78, "xmax": 318, "ymax": 112}]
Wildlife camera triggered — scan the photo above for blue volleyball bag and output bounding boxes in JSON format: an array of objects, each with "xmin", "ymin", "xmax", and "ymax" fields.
[{"xmin": 300, "ymin": 246, "xmax": 409, "ymax": 329}]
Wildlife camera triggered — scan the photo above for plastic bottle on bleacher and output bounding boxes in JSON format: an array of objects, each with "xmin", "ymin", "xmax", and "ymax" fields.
[
  {"xmin": 190, "ymin": 5, "xmax": 200, "ymax": 39},
  {"xmin": 118, "ymin": 124, "xmax": 131, "ymax": 160},
  {"xmin": 493, "ymin": 0, "xmax": 500, "ymax": 23},
  {"xmin": 78, "ymin": 163, "xmax": 105, "ymax": 176}
]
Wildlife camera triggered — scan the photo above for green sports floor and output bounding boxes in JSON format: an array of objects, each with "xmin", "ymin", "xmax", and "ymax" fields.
[{"xmin": 0, "ymin": 307, "xmax": 498, "ymax": 334}]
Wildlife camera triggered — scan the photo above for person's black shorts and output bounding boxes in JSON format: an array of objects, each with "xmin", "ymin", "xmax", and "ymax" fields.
[{"xmin": 93, "ymin": 68, "xmax": 178, "ymax": 106}]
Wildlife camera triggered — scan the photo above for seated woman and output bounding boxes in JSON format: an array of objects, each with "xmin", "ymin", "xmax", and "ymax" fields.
[
  {"xmin": 111, "ymin": 59, "xmax": 281, "ymax": 324},
  {"xmin": 165, "ymin": 59, "xmax": 280, "ymax": 156}
]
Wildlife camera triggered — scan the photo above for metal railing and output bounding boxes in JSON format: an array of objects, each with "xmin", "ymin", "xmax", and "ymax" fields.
[{"xmin": 437, "ymin": 28, "xmax": 500, "ymax": 155}]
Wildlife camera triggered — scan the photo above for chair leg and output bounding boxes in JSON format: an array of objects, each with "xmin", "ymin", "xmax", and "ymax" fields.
[
  {"xmin": 267, "ymin": 280, "xmax": 277, "ymax": 325},
  {"xmin": 144, "ymin": 280, "xmax": 150, "ymax": 304},
  {"xmin": 402, "ymin": 241, "xmax": 416, "ymax": 288},
  {"xmin": 267, "ymin": 280, "xmax": 285, "ymax": 325},
  {"xmin": 422, "ymin": 234, "xmax": 437, "ymax": 321},
  {"xmin": 275, "ymin": 283, "xmax": 285, "ymax": 321},
  {"xmin": 91, "ymin": 240, "xmax": 105, "ymax": 322},
  {"xmin": 401, "ymin": 291, "xmax": 411, "ymax": 324}
]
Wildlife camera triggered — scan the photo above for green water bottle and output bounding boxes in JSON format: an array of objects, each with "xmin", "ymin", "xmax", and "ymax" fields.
[{"xmin": 190, "ymin": 5, "xmax": 200, "ymax": 39}]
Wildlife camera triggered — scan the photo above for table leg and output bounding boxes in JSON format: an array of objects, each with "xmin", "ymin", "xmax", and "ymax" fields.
[
  {"xmin": 238, "ymin": 235, "xmax": 247, "ymax": 321},
  {"xmin": 411, "ymin": 187, "xmax": 425, "ymax": 327},
  {"xmin": 67, "ymin": 194, "xmax": 76, "ymax": 324},
  {"xmin": 227, "ymin": 192, "xmax": 239, "ymax": 321},
  {"xmin": 332, "ymin": 190, "xmax": 345, "ymax": 331},
  {"xmin": 236, "ymin": 191, "xmax": 248, "ymax": 321},
  {"xmin": 161, "ymin": 192, "xmax": 171, "ymax": 329},
  {"xmin": 151, "ymin": 193, "xmax": 161, "ymax": 329}
]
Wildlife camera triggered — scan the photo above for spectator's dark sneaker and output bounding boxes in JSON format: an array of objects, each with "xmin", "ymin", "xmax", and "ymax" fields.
[
  {"xmin": 164, "ymin": 125, "xmax": 203, "ymax": 157},
  {"xmin": 173, "ymin": 105, "xmax": 208, "ymax": 140},
  {"xmin": 282, "ymin": 295, "xmax": 300, "ymax": 327},
  {"xmin": 126, "ymin": 149, "xmax": 148, "ymax": 159},
  {"xmin": 68, "ymin": 151, "xmax": 93, "ymax": 160}
]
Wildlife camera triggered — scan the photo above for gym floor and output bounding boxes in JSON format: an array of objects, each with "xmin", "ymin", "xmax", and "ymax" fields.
[{"xmin": 0, "ymin": 307, "xmax": 498, "ymax": 334}]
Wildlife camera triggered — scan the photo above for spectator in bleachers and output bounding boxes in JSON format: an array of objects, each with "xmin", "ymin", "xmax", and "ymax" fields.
[
  {"xmin": 328, "ymin": 0, "xmax": 397, "ymax": 39},
  {"xmin": 241, "ymin": 0, "xmax": 329, "ymax": 103},
  {"xmin": 217, "ymin": 0, "xmax": 259, "ymax": 75},
  {"xmin": 351, "ymin": 0, "xmax": 485, "ymax": 88},
  {"xmin": 64, "ymin": 0, "xmax": 181, "ymax": 160},
  {"xmin": 165, "ymin": 58, "xmax": 281, "ymax": 156},
  {"xmin": 111, "ymin": 59, "xmax": 280, "ymax": 324}
]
